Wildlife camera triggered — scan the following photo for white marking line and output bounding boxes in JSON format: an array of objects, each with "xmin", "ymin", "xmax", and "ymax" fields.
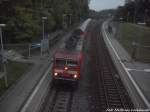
[
  {"xmin": 80, "ymin": 19, "xmax": 91, "ymax": 32},
  {"xmin": 21, "ymin": 64, "xmax": 52, "ymax": 112},
  {"xmin": 145, "ymin": 69, "xmax": 150, "ymax": 72},
  {"xmin": 126, "ymin": 68, "xmax": 150, "ymax": 72},
  {"xmin": 102, "ymin": 22, "xmax": 150, "ymax": 109}
]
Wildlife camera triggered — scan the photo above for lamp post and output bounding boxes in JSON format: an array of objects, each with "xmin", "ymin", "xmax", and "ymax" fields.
[
  {"xmin": 42, "ymin": 17, "xmax": 47, "ymax": 40},
  {"xmin": 41, "ymin": 17, "xmax": 47, "ymax": 56},
  {"xmin": 127, "ymin": 12, "xmax": 130, "ymax": 22},
  {"xmin": 0, "ymin": 24, "xmax": 8, "ymax": 87},
  {"xmin": 68, "ymin": 14, "xmax": 72, "ymax": 25},
  {"xmin": 62, "ymin": 14, "xmax": 67, "ymax": 29},
  {"xmin": 0, "ymin": 24, "xmax": 5, "ymax": 53}
]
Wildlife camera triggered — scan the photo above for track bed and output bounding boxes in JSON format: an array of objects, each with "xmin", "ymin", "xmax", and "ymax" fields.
[{"xmin": 39, "ymin": 21, "xmax": 134, "ymax": 112}]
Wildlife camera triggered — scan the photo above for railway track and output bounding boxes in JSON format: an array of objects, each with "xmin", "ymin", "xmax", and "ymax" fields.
[
  {"xmin": 39, "ymin": 21, "xmax": 134, "ymax": 112},
  {"xmin": 89, "ymin": 23, "xmax": 134, "ymax": 111},
  {"xmin": 40, "ymin": 83, "xmax": 74, "ymax": 112}
]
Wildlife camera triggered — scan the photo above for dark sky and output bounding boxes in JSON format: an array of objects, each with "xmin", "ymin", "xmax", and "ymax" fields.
[{"xmin": 89, "ymin": 0, "xmax": 125, "ymax": 11}]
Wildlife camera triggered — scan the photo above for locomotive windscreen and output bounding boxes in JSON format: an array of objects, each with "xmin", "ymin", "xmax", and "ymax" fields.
[
  {"xmin": 56, "ymin": 59, "xmax": 66, "ymax": 67},
  {"xmin": 55, "ymin": 59, "xmax": 78, "ymax": 67},
  {"xmin": 67, "ymin": 60, "xmax": 78, "ymax": 67}
]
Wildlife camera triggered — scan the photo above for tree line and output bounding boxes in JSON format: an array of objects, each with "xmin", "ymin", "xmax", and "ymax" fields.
[
  {"xmin": 0, "ymin": 0, "xmax": 89, "ymax": 43},
  {"xmin": 114, "ymin": 0, "xmax": 150, "ymax": 26}
]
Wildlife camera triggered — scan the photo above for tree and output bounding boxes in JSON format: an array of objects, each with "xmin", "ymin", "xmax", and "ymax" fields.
[
  {"xmin": 6, "ymin": 6, "xmax": 38, "ymax": 43},
  {"xmin": 114, "ymin": 0, "xmax": 150, "ymax": 26},
  {"xmin": 0, "ymin": 0, "xmax": 90, "ymax": 43}
]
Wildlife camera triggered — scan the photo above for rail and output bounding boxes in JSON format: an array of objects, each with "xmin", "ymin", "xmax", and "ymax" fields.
[
  {"xmin": 39, "ymin": 85, "xmax": 74, "ymax": 112},
  {"xmin": 102, "ymin": 21, "xmax": 150, "ymax": 109},
  {"xmin": 90, "ymin": 23, "xmax": 134, "ymax": 111}
]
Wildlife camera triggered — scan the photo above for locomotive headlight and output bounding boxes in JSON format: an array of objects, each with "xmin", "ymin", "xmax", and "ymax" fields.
[
  {"xmin": 54, "ymin": 72, "xmax": 58, "ymax": 76},
  {"xmin": 64, "ymin": 66, "xmax": 68, "ymax": 70},
  {"xmin": 73, "ymin": 74, "xmax": 78, "ymax": 79}
]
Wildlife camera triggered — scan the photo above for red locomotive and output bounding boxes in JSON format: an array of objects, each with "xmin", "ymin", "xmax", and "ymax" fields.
[
  {"xmin": 51, "ymin": 19, "xmax": 91, "ymax": 83},
  {"xmin": 52, "ymin": 50, "xmax": 83, "ymax": 81}
]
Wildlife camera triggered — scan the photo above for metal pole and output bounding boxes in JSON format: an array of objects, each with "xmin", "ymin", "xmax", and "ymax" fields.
[
  {"xmin": 4, "ymin": 63, "xmax": 8, "ymax": 87},
  {"xmin": 41, "ymin": 45, "xmax": 42, "ymax": 57},
  {"xmin": 41, "ymin": 17, "xmax": 47, "ymax": 57},
  {"xmin": 69, "ymin": 14, "xmax": 72, "ymax": 25},
  {"xmin": 41, "ymin": 19, "xmax": 44, "ymax": 57},
  {"xmin": 0, "ymin": 27, "xmax": 8, "ymax": 87},
  {"xmin": 62, "ymin": 14, "xmax": 65, "ymax": 28},
  {"xmin": 0, "ymin": 27, "xmax": 4, "ymax": 52},
  {"xmin": 42, "ymin": 19, "xmax": 45, "ymax": 40},
  {"xmin": 62, "ymin": 14, "xmax": 68, "ymax": 29},
  {"xmin": 137, "ymin": 37, "xmax": 141, "ymax": 59},
  {"xmin": 134, "ymin": 0, "xmax": 138, "ymax": 23},
  {"xmin": 127, "ymin": 12, "xmax": 129, "ymax": 22},
  {"xmin": 29, "ymin": 44, "xmax": 31, "ymax": 57}
]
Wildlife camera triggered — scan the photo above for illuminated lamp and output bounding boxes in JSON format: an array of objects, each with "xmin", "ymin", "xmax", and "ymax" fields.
[
  {"xmin": 73, "ymin": 74, "xmax": 78, "ymax": 79},
  {"xmin": 64, "ymin": 66, "xmax": 68, "ymax": 70},
  {"xmin": 54, "ymin": 72, "xmax": 58, "ymax": 76}
]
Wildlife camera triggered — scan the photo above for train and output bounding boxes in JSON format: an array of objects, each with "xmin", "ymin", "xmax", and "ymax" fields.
[{"xmin": 51, "ymin": 19, "xmax": 91, "ymax": 83}]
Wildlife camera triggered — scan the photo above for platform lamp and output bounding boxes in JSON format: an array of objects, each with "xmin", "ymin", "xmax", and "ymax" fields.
[
  {"xmin": 42, "ymin": 16, "xmax": 47, "ymax": 40},
  {"xmin": 41, "ymin": 17, "xmax": 48, "ymax": 56}
]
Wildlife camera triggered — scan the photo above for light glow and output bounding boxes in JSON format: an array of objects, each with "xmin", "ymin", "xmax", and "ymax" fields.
[
  {"xmin": 64, "ymin": 66, "xmax": 68, "ymax": 70},
  {"xmin": 73, "ymin": 74, "xmax": 78, "ymax": 79},
  {"xmin": 54, "ymin": 72, "xmax": 58, "ymax": 76}
]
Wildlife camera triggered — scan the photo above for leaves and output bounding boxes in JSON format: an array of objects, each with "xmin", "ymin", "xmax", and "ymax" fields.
[
  {"xmin": 2, "ymin": 0, "xmax": 89, "ymax": 43},
  {"xmin": 114, "ymin": 0, "xmax": 150, "ymax": 25}
]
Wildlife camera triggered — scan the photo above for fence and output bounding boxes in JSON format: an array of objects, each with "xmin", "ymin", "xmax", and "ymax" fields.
[{"xmin": 2, "ymin": 31, "xmax": 65, "ymax": 59}]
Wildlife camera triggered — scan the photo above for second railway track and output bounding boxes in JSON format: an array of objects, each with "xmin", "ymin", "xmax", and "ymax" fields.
[{"xmin": 89, "ymin": 22, "xmax": 134, "ymax": 111}]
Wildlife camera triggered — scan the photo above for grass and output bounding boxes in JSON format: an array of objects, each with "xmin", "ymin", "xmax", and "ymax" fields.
[
  {"xmin": 0, "ymin": 61, "xmax": 32, "ymax": 96},
  {"xmin": 116, "ymin": 22, "xmax": 150, "ymax": 62}
]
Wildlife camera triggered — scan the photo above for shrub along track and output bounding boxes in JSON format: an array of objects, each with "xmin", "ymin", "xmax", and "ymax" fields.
[{"xmin": 88, "ymin": 22, "xmax": 134, "ymax": 112}]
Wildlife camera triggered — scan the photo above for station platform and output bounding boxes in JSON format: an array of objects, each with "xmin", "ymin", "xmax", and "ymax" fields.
[{"xmin": 102, "ymin": 21, "xmax": 150, "ymax": 110}]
